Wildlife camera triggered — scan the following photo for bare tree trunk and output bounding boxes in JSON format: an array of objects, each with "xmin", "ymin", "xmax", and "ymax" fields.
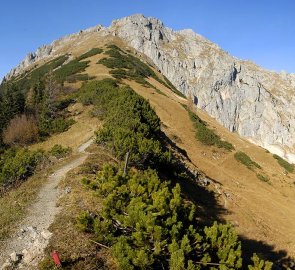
[
  {"xmin": 45, "ymin": 70, "xmax": 60, "ymax": 117},
  {"xmin": 123, "ymin": 151, "xmax": 130, "ymax": 176}
]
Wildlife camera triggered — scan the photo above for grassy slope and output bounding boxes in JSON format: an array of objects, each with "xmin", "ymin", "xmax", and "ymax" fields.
[
  {"xmin": 43, "ymin": 41, "xmax": 295, "ymax": 261},
  {"xmin": 5, "ymin": 38, "xmax": 295, "ymax": 266},
  {"xmin": 29, "ymin": 103, "xmax": 100, "ymax": 152},
  {"xmin": 129, "ymin": 77, "xmax": 295, "ymax": 259}
]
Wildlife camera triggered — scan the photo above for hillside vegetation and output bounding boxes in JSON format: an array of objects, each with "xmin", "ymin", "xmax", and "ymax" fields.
[
  {"xmin": 0, "ymin": 47, "xmax": 104, "ymax": 146},
  {"xmin": 0, "ymin": 48, "xmax": 105, "ymax": 192},
  {"xmin": 273, "ymin": 154, "xmax": 294, "ymax": 173},
  {"xmin": 1, "ymin": 44, "xmax": 293, "ymax": 269},
  {"xmin": 71, "ymin": 76, "xmax": 272, "ymax": 269},
  {"xmin": 183, "ymin": 105, "xmax": 234, "ymax": 151},
  {"xmin": 98, "ymin": 45, "xmax": 185, "ymax": 97},
  {"xmin": 234, "ymin": 151, "xmax": 261, "ymax": 170}
]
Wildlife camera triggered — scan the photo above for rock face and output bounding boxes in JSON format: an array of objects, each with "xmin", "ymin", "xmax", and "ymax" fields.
[
  {"xmin": 4, "ymin": 14, "xmax": 295, "ymax": 162},
  {"xmin": 110, "ymin": 14, "xmax": 295, "ymax": 162},
  {"xmin": 5, "ymin": 45, "xmax": 53, "ymax": 79}
]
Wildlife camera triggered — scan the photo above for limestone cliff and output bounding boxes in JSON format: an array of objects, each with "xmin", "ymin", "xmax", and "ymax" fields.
[{"xmin": 4, "ymin": 14, "xmax": 295, "ymax": 162}]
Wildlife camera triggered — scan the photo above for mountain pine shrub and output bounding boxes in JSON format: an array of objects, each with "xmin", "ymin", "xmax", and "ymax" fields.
[
  {"xmin": 79, "ymin": 79, "xmax": 169, "ymax": 168},
  {"xmin": 0, "ymin": 148, "xmax": 46, "ymax": 187},
  {"xmin": 76, "ymin": 47, "xmax": 103, "ymax": 61},
  {"xmin": 98, "ymin": 44, "xmax": 185, "ymax": 98},
  {"xmin": 234, "ymin": 151, "xmax": 261, "ymax": 170},
  {"xmin": 80, "ymin": 166, "xmax": 243, "ymax": 269},
  {"xmin": 185, "ymin": 106, "xmax": 234, "ymax": 151},
  {"xmin": 48, "ymin": 144, "xmax": 72, "ymax": 159},
  {"xmin": 273, "ymin": 154, "xmax": 294, "ymax": 173},
  {"xmin": 77, "ymin": 78, "xmax": 272, "ymax": 269}
]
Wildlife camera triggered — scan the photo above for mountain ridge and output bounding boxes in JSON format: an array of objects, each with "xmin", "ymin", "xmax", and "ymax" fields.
[
  {"xmin": 5, "ymin": 14, "xmax": 295, "ymax": 79},
  {"xmin": 4, "ymin": 14, "xmax": 295, "ymax": 163},
  {"xmin": 1, "ymin": 26, "xmax": 295, "ymax": 267}
]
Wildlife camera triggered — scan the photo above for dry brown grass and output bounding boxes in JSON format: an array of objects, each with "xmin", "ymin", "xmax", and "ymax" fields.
[
  {"xmin": 82, "ymin": 52, "xmax": 113, "ymax": 80},
  {"xmin": 3, "ymin": 114, "xmax": 39, "ymax": 146},
  {"xmin": 29, "ymin": 103, "xmax": 100, "ymax": 152},
  {"xmin": 128, "ymin": 78, "xmax": 295, "ymax": 258}
]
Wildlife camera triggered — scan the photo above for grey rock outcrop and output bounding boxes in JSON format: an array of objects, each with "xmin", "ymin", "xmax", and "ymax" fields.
[
  {"xmin": 4, "ymin": 24, "xmax": 104, "ymax": 80},
  {"xmin": 110, "ymin": 14, "xmax": 295, "ymax": 162},
  {"xmin": 0, "ymin": 227, "xmax": 52, "ymax": 270},
  {"xmin": 4, "ymin": 14, "xmax": 295, "ymax": 162},
  {"xmin": 5, "ymin": 44, "xmax": 53, "ymax": 79}
]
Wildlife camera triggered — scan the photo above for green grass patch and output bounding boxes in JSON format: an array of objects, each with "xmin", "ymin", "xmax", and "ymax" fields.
[
  {"xmin": 273, "ymin": 154, "xmax": 294, "ymax": 173},
  {"xmin": 234, "ymin": 151, "xmax": 261, "ymax": 170}
]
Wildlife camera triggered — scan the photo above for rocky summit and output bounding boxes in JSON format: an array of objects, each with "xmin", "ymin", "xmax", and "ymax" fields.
[{"xmin": 5, "ymin": 14, "xmax": 295, "ymax": 163}]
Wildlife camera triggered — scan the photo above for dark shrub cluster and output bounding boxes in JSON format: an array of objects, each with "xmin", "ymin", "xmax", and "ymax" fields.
[
  {"xmin": 273, "ymin": 154, "xmax": 294, "ymax": 173},
  {"xmin": 184, "ymin": 106, "xmax": 234, "ymax": 151},
  {"xmin": 77, "ymin": 79, "xmax": 272, "ymax": 269},
  {"xmin": 98, "ymin": 44, "xmax": 185, "ymax": 98},
  {"xmin": 234, "ymin": 151, "xmax": 261, "ymax": 170}
]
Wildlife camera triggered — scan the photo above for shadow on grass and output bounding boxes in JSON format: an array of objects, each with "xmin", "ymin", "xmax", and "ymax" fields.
[
  {"xmin": 159, "ymin": 131, "xmax": 226, "ymax": 222},
  {"xmin": 160, "ymin": 131, "xmax": 295, "ymax": 269},
  {"xmin": 240, "ymin": 237, "xmax": 295, "ymax": 269}
]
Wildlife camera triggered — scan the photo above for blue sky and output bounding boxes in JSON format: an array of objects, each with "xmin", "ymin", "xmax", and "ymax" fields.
[{"xmin": 1, "ymin": 0, "xmax": 294, "ymax": 79}]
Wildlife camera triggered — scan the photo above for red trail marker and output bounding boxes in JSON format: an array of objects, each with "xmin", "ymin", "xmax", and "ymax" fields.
[{"xmin": 51, "ymin": 250, "xmax": 62, "ymax": 267}]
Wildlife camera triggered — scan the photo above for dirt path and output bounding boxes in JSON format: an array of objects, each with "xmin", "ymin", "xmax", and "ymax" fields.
[{"xmin": 0, "ymin": 139, "xmax": 93, "ymax": 269}]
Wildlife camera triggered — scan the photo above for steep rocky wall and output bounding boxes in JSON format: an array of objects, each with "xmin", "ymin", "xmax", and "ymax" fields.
[{"xmin": 111, "ymin": 14, "xmax": 295, "ymax": 162}]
